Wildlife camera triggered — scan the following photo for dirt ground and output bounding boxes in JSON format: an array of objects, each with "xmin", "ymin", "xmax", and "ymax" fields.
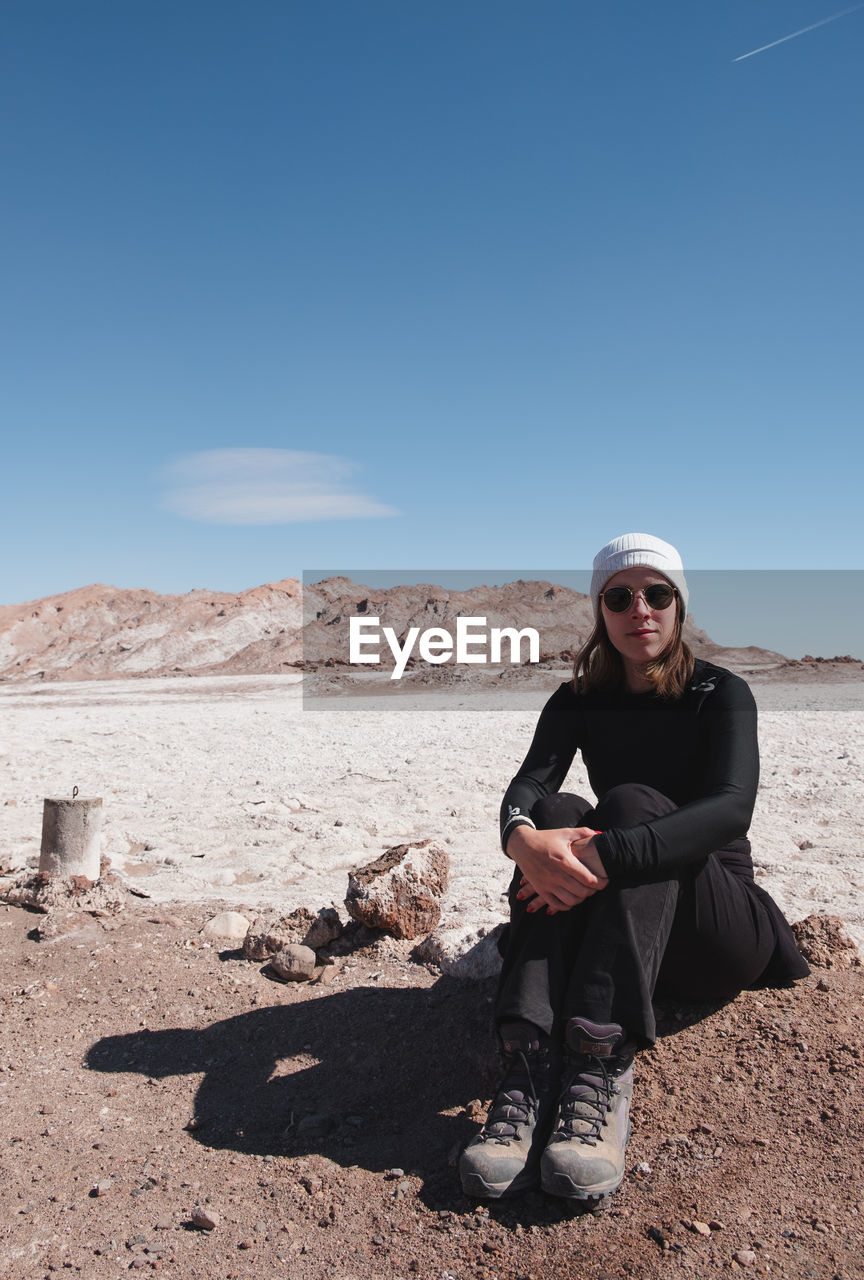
[{"xmin": 1, "ymin": 898, "xmax": 862, "ymax": 1280}]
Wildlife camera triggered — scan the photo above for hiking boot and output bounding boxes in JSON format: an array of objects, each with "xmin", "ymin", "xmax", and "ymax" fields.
[
  {"xmin": 460, "ymin": 1020, "xmax": 560, "ymax": 1199},
  {"xmin": 540, "ymin": 1016, "xmax": 635, "ymax": 1201}
]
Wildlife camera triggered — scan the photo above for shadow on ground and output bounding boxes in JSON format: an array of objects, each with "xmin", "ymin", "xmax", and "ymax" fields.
[
  {"xmin": 85, "ymin": 966, "xmax": 730, "ymax": 1216},
  {"xmin": 86, "ymin": 976, "xmax": 503, "ymax": 1207}
]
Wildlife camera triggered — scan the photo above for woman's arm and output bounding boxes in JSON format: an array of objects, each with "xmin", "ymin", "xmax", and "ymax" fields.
[
  {"xmin": 596, "ymin": 672, "xmax": 759, "ymax": 878},
  {"xmin": 499, "ymin": 683, "xmax": 607, "ymax": 912},
  {"xmin": 498, "ymin": 683, "xmax": 579, "ymax": 850}
]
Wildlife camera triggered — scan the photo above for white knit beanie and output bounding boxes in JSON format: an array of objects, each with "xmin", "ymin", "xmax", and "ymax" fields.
[{"xmin": 590, "ymin": 533, "xmax": 689, "ymax": 620}]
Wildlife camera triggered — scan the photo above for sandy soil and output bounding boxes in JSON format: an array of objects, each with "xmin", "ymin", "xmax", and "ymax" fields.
[
  {"xmin": 1, "ymin": 673, "xmax": 863, "ymax": 1279},
  {"xmin": 0, "ymin": 900, "xmax": 862, "ymax": 1280}
]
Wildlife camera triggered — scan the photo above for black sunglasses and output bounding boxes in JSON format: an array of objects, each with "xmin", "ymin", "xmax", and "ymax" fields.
[{"xmin": 600, "ymin": 583, "xmax": 678, "ymax": 613}]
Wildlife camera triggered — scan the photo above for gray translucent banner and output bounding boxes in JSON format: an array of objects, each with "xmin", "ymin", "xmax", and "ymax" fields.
[{"xmin": 300, "ymin": 570, "xmax": 863, "ymax": 705}]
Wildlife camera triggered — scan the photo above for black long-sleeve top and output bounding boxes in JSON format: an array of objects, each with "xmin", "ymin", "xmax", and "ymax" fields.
[
  {"xmin": 500, "ymin": 658, "xmax": 758, "ymax": 878},
  {"xmin": 500, "ymin": 657, "xmax": 809, "ymax": 984}
]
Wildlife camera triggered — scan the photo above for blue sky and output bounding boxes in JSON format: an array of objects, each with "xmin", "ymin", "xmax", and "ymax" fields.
[{"xmin": 1, "ymin": 1, "xmax": 862, "ymax": 656}]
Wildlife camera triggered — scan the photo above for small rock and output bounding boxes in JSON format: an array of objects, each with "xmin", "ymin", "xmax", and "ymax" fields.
[
  {"xmin": 385, "ymin": 1168, "xmax": 405, "ymax": 1180},
  {"xmin": 791, "ymin": 914, "xmax": 860, "ymax": 969},
  {"xmin": 734, "ymin": 1249, "xmax": 756, "ymax": 1266},
  {"xmin": 313, "ymin": 957, "xmax": 343, "ymax": 985},
  {"xmin": 690, "ymin": 1220, "xmax": 711, "ymax": 1236},
  {"xmin": 243, "ymin": 908, "xmax": 316, "ymax": 960},
  {"xmin": 242, "ymin": 918, "xmax": 275, "ymax": 961},
  {"xmin": 270, "ymin": 944, "xmax": 317, "ymax": 982},
  {"xmin": 301, "ymin": 907, "xmax": 343, "ymax": 951},
  {"xmin": 295, "ymin": 1113, "xmax": 330, "ymax": 1135},
  {"xmin": 201, "ymin": 912, "xmax": 250, "ymax": 942},
  {"xmin": 191, "ymin": 1207, "xmax": 220, "ymax": 1231},
  {"xmin": 90, "ymin": 1181, "xmax": 112, "ymax": 1197}
]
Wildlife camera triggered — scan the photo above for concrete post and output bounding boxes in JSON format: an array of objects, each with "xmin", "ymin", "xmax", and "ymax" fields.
[{"xmin": 39, "ymin": 794, "xmax": 103, "ymax": 880}]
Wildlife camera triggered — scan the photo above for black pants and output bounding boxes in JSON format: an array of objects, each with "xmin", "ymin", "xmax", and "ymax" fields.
[{"xmin": 495, "ymin": 784, "xmax": 777, "ymax": 1046}]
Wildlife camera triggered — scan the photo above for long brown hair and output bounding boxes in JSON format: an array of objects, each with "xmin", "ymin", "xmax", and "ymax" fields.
[{"xmin": 573, "ymin": 598, "xmax": 694, "ymax": 699}]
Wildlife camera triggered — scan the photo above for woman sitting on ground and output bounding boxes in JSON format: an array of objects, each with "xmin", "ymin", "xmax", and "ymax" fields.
[{"xmin": 460, "ymin": 532, "xmax": 809, "ymax": 1202}]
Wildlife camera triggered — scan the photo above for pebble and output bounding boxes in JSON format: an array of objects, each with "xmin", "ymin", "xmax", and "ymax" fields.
[
  {"xmin": 295, "ymin": 1113, "xmax": 329, "ymax": 1135},
  {"xmin": 733, "ymin": 1249, "xmax": 756, "ymax": 1266},
  {"xmin": 690, "ymin": 1220, "xmax": 711, "ymax": 1237},
  {"xmin": 314, "ymin": 958, "xmax": 343, "ymax": 985},
  {"xmin": 91, "ymin": 1181, "xmax": 112, "ymax": 1197},
  {"xmin": 270, "ymin": 944, "xmax": 317, "ymax": 982},
  {"xmin": 191, "ymin": 1207, "xmax": 220, "ymax": 1231}
]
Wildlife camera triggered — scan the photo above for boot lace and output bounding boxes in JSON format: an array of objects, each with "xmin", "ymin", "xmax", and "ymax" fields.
[
  {"xmin": 554, "ymin": 1053, "xmax": 616, "ymax": 1147},
  {"xmin": 480, "ymin": 1049, "xmax": 543, "ymax": 1145}
]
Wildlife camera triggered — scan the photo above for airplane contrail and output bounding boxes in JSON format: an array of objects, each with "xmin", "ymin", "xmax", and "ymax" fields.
[{"xmin": 733, "ymin": 2, "xmax": 864, "ymax": 61}]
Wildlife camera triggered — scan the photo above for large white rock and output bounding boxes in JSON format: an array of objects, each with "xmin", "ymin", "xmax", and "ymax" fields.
[
  {"xmin": 414, "ymin": 922, "xmax": 506, "ymax": 980},
  {"xmin": 201, "ymin": 911, "xmax": 250, "ymax": 941}
]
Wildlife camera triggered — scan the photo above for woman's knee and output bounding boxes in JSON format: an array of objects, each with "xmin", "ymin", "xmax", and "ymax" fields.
[
  {"xmin": 531, "ymin": 792, "xmax": 593, "ymax": 830},
  {"xmin": 594, "ymin": 783, "xmax": 677, "ymax": 827}
]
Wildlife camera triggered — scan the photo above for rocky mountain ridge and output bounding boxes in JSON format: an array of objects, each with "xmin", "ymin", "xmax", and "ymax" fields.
[{"xmin": 0, "ymin": 577, "xmax": 786, "ymax": 683}]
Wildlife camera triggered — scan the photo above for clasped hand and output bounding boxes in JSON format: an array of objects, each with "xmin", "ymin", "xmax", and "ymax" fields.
[{"xmin": 506, "ymin": 825, "xmax": 609, "ymax": 915}]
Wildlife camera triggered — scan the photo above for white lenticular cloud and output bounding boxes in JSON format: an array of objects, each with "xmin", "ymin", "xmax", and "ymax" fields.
[{"xmin": 162, "ymin": 448, "xmax": 400, "ymax": 525}]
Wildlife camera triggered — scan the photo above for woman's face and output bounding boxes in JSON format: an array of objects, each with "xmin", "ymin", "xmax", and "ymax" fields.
[{"xmin": 600, "ymin": 566, "xmax": 679, "ymax": 680}]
